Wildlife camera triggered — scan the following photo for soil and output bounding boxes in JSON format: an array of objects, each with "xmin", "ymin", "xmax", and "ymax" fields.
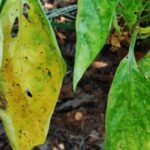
[{"xmin": 0, "ymin": 0, "xmax": 150, "ymax": 150}]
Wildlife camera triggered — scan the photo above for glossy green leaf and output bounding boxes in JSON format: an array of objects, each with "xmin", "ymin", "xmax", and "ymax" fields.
[
  {"xmin": 138, "ymin": 51, "xmax": 150, "ymax": 78},
  {"xmin": 120, "ymin": 0, "xmax": 143, "ymax": 28},
  {"xmin": 73, "ymin": 0, "xmax": 119, "ymax": 90},
  {"xmin": 105, "ymin": 55, "xmax": 150, "ymax": 149},
  {"xmin": 0, "ymin": 0, "xmax": 66, "ymax": 150}
]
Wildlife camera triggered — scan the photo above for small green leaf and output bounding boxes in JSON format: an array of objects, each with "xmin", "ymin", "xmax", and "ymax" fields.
[
  {"xmin": 120, "ymin": 0, "xmax": 143, "ymax": 28},
  {"xmin": 0, "ymin": 0, "xmax": 66, "ymax": 149},
  {"xmin": 105, "ymin": 57, "xmax": 150, "ymax": 149},
  {"xmin": 73, "ymin": 0, "xmax": 119, "ymax": 90}
]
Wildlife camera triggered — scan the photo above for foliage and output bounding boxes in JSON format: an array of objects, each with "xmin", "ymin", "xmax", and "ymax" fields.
[
  {"xmin": 73, "ymin": 0, "xmax": 119, "ymax": 90},
  {"xmin": 119, "ymin": 0, "xmax": 143, "ymax": 28},
  {"xmin": 105, "ymin": 32, "xmax": 150, "ymax": 149},
  {"xmin": 105, "ymin": 57, "xmax": 150, "ymax": 149},
  {"xmin": 73, "ymin": 0, "xmax": 150, "ymax": 149},
  {"xmin": 0, "ymin": 0, "xmax": 150, "ymax": 149},
  {"xmin": 0, "ymin": 0, "xmax": 66, "ymax": 149},
  {"xmin": 74, "ymin": 0, "xmax": 150, "ymax": 90}
]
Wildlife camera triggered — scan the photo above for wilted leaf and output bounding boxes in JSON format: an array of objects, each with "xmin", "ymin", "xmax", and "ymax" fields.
[
  {"xmin": 73, "ymin": 0, "xmax": 119, "ymax": 90},
  {"xmin": 105, "ymin": 56, "xmax": 150, "ymax": 149},
  {"xmin": 0, "ymin": 0, "xmax": 66, "ymax": 150}
]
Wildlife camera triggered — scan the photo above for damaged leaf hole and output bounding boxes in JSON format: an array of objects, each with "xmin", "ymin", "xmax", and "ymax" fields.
[
  {"xmin": 11, "ymin": 17, "xmax": 19, "ymax": 38},
  {"xmin": 10, "ymin": 3, "xmax": 30, "ymax": 38},
  {"xmin": 23, "ymin": 3, "xmax": 30, "ymax": 22},
  {"xmin": 25, "ymin": 89, "xmax": 32, "ymax": 97}
]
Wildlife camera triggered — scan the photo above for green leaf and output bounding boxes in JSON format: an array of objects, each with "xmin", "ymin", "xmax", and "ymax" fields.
[
  {"xmin": 73, "ymin": 0, "xmax": 119, "ymax": 90},
  {"xmin": 138, "ymin": 51, "xmax": 150, "ymax": 78},
  {"xmin": 0, "ymin": 0, "xmax": 66, "ymax": 150},
  {"xmin": 0, "ymin": 0, "xmax": 6, "ymax": 13},
  {"xmin": 105, "ymin": 56, "xmax": 150, "ymax": 149},
  {"xmin": 120, "ymin": 0, "xmax": 143, "ymax": 28}
]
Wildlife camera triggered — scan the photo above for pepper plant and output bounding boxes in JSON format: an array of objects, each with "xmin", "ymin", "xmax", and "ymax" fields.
[
  {"xmin": 74, "ymin": 0, "xmax": 150, "ymax": 150},
  {"xmin": 0, "ymin": 0, "xmax": 150, "ymax": 150}
]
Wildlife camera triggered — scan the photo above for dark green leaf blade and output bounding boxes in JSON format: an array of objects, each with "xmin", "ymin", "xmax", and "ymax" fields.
[
  {"xmin": 73, "ymin": 0, "xmax": 119, "ymax": 90},
  {"xmin": 105, "ymin": 57, "xmax": 150, "ymax": 150}
]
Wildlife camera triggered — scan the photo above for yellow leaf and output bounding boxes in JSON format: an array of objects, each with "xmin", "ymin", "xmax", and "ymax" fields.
[{"xmin": 0, "ymin": 0, "xmax": 66, "ymax": 149}]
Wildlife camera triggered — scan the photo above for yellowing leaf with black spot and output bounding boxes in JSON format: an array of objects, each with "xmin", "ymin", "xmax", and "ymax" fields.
[{"xmin": 0, "ymin": 0, "xmax": 66, "ymax": 150}]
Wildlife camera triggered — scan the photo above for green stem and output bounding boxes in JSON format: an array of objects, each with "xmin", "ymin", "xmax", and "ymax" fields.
[{"xmin": 128, "ymin": 29, "xmax": 138, "ymax": 66}]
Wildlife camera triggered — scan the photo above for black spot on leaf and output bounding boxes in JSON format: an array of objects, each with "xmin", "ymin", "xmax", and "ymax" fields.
[
  {"xmin": 48, "ymin": 70, "xmax": 52, "ymax": 77},
  {"xmin": 25, "ymin": 89, "xmax": 32, "ymax": 97},
  {"xmin": 19, "ymin": 130, "xmax": 22, "ymax": 133}
]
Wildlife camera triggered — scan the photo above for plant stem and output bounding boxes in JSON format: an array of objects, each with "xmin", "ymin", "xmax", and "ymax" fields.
[{"xmin": 128, "ymin": 28, "xmax": 138, "ymax": 67}]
